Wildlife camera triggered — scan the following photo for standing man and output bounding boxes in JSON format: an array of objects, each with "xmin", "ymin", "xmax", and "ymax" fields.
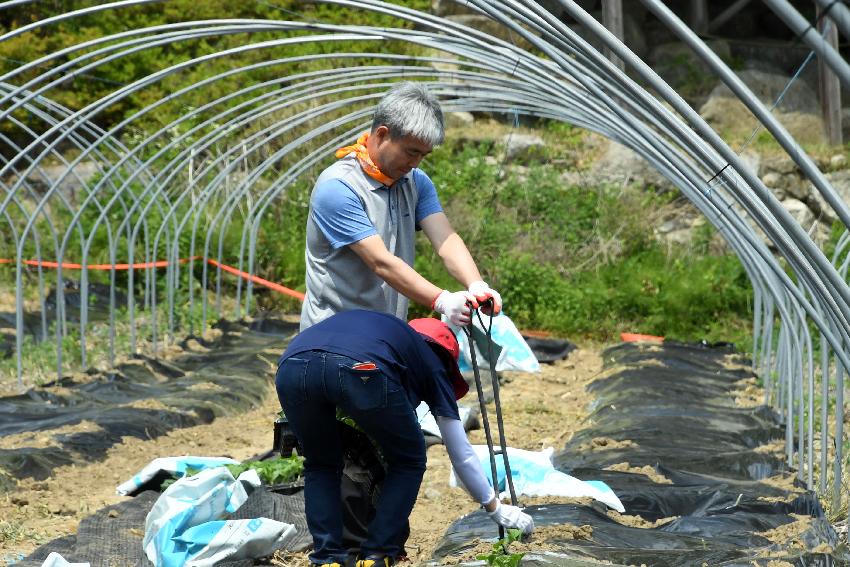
[{"xmin": 300, "ymin": 81, "xmax": 501, "ymax": 330}]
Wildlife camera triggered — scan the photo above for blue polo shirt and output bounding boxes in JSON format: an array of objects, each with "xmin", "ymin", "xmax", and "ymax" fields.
[
  {"xmin": 281, "ymin": 310, "xmax": 460, "ymax": 420},
  {"xmin": 311, "ymin": 168, "xmax": 443, "ymax": 249}
]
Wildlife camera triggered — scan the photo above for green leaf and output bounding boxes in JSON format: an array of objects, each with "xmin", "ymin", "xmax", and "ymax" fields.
[
  {"xmin": 475, "ymin": 529, "xmax": 526, "ymax": 567},
  {"xmin": 225, "ymin": 456, "xmax": 304, "ymax": 485}
]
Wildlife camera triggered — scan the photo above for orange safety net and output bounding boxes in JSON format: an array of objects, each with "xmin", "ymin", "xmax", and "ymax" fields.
[
  {"xmin": 0, "ymin": 256, "xmax": 305, "ymax": 301},
  {"xmin": 620, "ymin": 332, "xmax": 664, "ymax": 343}
]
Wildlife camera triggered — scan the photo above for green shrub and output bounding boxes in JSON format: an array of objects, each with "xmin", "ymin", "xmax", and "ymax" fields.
[{"xmin": 409, "ymin": 139, "xmax": 753, "ymax": 347}]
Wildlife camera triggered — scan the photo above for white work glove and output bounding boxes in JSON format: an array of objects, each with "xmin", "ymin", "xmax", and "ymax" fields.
[
  {"xmin": 468, "ymin": 280, "xmax": 502, "ymax": 315},
  {"xmin": 487, "ymin": 500, "xmax": 534, "ymax": 535},
  {"xmin": 433, "ymin": 290, "xmax": 478, "ymax": 326}
]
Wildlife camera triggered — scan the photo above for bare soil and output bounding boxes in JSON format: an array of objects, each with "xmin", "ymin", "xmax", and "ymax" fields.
[
  {"xmin": 603, "ymin": 463, "xmax": 672, "ymax": 485},
  {"xmin": 756, "ymin": 513, "xmax": 836, "ymax": 559}
]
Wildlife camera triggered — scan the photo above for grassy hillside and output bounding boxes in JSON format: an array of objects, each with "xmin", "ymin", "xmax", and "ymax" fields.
[{"xmin": 261, "ymin": 121, "xmax": 755, "ymax": 347}]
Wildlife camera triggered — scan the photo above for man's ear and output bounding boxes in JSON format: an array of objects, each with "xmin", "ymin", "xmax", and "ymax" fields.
[{"xmin": 372, "ymin": 124, "xmax": 391, "ymax": 142}]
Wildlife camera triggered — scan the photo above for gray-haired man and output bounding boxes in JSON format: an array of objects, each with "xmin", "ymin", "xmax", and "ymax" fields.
[{"xmin": 300, "ymin": 81, "xmax": 502, "ymax": 330}]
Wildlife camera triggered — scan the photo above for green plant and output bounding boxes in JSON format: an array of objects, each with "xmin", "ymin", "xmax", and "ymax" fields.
[
  {"xmin": 162, "ymin": 456, "xmax": 304, "ymax": 490},
  {"xmin": 0, "ymin": 286, "xmax": 242, "ymax": 391},
  {"xmin": 476, "ymin": 528, "xmax": 525, "ymax": 567},
  {"xmin": 335, "ymin": 408, "xmax": 363, "ymax": 433},
  {"xmin": 225, "ymin": 456, "xmax": 304, "ymax": 485},
  {"xmin": 407, "ymin": 140, "xmax": 754, "ymax": 346}
]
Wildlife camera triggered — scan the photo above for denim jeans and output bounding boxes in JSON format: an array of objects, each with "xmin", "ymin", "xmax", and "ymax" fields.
[{"xmin": 276, "ymin": 350, "xmax": 426, "ymax": 564}]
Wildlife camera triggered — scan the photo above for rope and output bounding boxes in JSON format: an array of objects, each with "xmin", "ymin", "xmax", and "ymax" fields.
[
  {"xmin": 735, "ymin": 49, "xmax": 817, "ymax": 156},
  {"xmin": 0, "ymin": 256, "xmax": 306, "ymax": 300}
]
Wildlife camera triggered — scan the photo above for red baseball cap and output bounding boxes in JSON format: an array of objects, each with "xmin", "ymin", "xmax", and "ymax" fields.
[{"xmin": 409, "ymin": 317, "xmax": 469, "ymax": 400}]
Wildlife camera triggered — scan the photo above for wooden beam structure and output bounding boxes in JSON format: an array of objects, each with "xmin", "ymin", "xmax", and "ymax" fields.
[
  {"xmin": 690, "ymin": 0, "xmax": 708, "ymax": 34},
  {"xmin": 708, "ymin": 0, "xmax": 753, "ymax": 33},
  {"xmin": 818, "ymin": 5, "xmax": 843, "ymax": 145},
  {"xmin": 602, "ymin": 0, "xmax": 624, "ymax": 71}
]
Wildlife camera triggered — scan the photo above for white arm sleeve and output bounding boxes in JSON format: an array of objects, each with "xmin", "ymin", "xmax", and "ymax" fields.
[{"xmin": 436, "ymin": 415, "xmax": 495, "ymax": 505}]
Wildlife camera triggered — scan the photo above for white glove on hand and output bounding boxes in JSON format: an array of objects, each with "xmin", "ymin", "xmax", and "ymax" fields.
[
  {"xmin": 468, "ymin": 280, "xmax": 502, "ymax": 315},
  {"xmin": 433, "ymin": 290, "xmax": 478, "ymax": 326},
  {"xmin": 487, "ymin": 500, "xmax": 534, "ymax": 535}
]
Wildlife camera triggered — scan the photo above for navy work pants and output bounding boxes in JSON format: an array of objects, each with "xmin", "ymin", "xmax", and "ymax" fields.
[{"xmin": 276, "ymin": 350, "xmax": 426, "ymax": 564}]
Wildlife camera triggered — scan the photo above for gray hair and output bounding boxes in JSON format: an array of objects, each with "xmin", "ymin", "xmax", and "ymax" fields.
[{"xmin": 371, "ymin": 82, "xmax": 445, "ymax": 146}]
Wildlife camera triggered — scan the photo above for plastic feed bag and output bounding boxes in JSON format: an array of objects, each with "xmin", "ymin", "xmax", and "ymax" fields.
[
  {"xmin": 450, "ymin": 445, "xmax": 625, "ymax": 513},
  {"xmin": 117, "ymin": 455, "xmax": 240, "ymax": 496},
  {"xmin": 143, "ymin": 466, "xmax": 296, "ymax": 567},
  {"xmin": 445, "ymin": 312, "xmax": 540, "ymax": 373},
  {"xmin": 39, "ymin": 553, "xmax": 90, "ymax": 567}
]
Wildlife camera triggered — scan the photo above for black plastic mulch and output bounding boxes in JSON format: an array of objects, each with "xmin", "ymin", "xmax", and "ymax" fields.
[
  {"xmin": 523, "ymin": 336, "xmax": 577, "ymax": 364},
  {"xmin": 0, "ymin": 315, "xmax": 298, "ymax": 480},
  {"xmin": 17, "ymin": 490, "xmax": 160, "ymax": 567},
  {"xmin": 555, "ymin": 341, "xmax": 784, "ymax": 479},
  {"xmin": 18, "ymin": 486, "xmax": 311, "ymax": 567},
  {"xmin": 0, "ymin": 330, "xmax": 13, "ymax": 360},
  {"xmin": 12, "ymin": 333, "xmax": 849, "ymax": 566},
  {"xmin": 0, "ymin": 310, "xmax": 44, "ymax": 359},
  {"xmin": 434, "ymin": 341, "xmax": 848, "ymax": 566}
]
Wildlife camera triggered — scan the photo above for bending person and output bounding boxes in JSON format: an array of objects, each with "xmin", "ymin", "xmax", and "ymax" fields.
[
  {"xmin": 276, "ymin": 310, "xmax": 533, "ymax": 567},
  {"xmin": 300, "ymin": 81, "xmax": 501, "ymax": 331}
]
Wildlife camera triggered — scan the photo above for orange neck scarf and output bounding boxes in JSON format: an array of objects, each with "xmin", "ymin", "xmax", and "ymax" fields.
[{"xmin": 335, "ymin": 132, "xmax": 396, "ymax": 187}]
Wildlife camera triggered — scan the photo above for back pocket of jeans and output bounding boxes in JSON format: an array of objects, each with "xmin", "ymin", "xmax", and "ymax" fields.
[
  {"xmin": 276, "ymin": 357, "xmax": 308, "ymax": 406},
  {"xmin": 340, "ymin": 366, "xmax": 386, "ymax": 411}
]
